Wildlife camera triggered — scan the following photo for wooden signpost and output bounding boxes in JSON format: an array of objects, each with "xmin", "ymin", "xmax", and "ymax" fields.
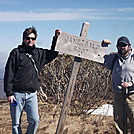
[
  {"xmin": 55, "ymin": 28, "xmax": 107, "ymax": 63},
  {"xmin": 55, "ymin": 22, "xmax": 107, "ymax": 134}
]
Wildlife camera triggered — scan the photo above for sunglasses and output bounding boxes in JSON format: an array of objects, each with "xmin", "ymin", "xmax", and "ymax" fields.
[
  {"xmin": 117, "ymin": 43, "xmax": 128, "ymax": 47},
  {"xmin": 25, "ymin": 37, "xmax": 36, "ymax": 40}
]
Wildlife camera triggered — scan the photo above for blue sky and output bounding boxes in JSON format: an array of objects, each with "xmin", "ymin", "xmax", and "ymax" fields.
[{"xmin": 0, "ymin": 0, "xmax": 134, "ymax": 64}]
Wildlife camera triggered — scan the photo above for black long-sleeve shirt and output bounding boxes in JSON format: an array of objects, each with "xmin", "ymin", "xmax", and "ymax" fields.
[{"xmin": 4, "ymin": 43, "xmax": 58, "ymax": 97}]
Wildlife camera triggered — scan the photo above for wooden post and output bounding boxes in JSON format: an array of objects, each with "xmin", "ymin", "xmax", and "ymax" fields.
[{"xmin": 55, "ymin": 22, "xmax": 90, "ymax": 134}]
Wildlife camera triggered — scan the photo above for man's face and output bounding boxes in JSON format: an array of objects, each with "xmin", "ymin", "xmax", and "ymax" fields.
[
  {"xmin": 117, "ymin": 43, "xmax": 130, "ymax": 56},
  {"xmin": 24, "ymin": 33, "xmax": 36, "ymax": 47}
]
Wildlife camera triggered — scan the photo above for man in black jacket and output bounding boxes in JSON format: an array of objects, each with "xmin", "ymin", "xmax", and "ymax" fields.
[{"xmin": 4, "ymin": 26, "xmax": 61, "ymax": 134}]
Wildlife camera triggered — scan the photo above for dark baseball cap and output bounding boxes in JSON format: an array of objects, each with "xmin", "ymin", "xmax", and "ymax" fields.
[{"xmin": 117, "ymin": 36, "xmax": 131, "ymax": 46}]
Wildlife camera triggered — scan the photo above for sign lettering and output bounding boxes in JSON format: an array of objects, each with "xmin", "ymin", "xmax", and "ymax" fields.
[{"xmin": 55, "ymin": 32, "xmax": 107, "ymax": 63}]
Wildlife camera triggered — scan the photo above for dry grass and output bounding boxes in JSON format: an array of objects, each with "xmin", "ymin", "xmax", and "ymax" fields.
[{"xmin": 0, "ymin": 99, "xmax": 115, "ymax": 134}]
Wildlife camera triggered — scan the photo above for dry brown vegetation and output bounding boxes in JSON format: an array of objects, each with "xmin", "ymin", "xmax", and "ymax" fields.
[
  {"xmin": 0, "ymin": 54, "xmax": 117, "ymax": 134},
  {"xmin": 40, "ymin": 54, "xmax": 113, "ymax": 114}
]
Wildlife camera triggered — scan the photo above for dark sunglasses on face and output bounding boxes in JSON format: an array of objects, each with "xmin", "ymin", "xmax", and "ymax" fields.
[
  {"xmin": 117, "ymin": 43, "xmax": 128, "ymax": 47},
  {"xmin": 25, "ymin": 37, "xmax": 36, "ymax": 40}
]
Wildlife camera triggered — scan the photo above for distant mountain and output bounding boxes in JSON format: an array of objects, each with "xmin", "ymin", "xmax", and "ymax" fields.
[
  {"xmin": 0, "ymin": 52, "xmax": 8, "ymax": 62},
  {"xmin": 0, "ymin": 68, "xmax": 5, "ymax": 98},
  {"xmin": 0, "ymin": 52, "xmax": 6, "ymax": 98},
  {"xmin": 0, "ymin": 52, "xmax": 7, "ymax": 69},
  {"xmin": 0, "ymin": 53, "xmax": 10, "ymax": 98},
  {"xmin": 0, "ymin": 63, "xmax": 5, "ymax": 69},
  {"xmin": 0, "ymin": 80, "xmax": 5, "ymax": 99},
  {"xmin": 0, "ymin": 68, "xmax": 4, "ymax": 79}
]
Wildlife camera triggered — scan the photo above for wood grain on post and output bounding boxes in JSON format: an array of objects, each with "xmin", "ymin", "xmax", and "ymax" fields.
[{"xmin": 55, "ymin": 22, "xmax": 90, "ymax": 134}]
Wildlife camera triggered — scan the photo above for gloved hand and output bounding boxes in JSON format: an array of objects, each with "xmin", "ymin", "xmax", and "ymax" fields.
[
  {"xmin": 51, "ymin": 29, "xmax": 62, "ymax": 50},
  {"xmin": 101, "ymin": 39, "xmax": 112, "ymax": 47}
]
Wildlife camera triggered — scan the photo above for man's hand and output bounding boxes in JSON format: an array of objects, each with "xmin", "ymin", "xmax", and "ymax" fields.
[
  {"xmin": 7, "ymin": 95, "xmax": 16, "ymax": 103},
  {"xmin": 51, "ymin": 29, "xmax": 62, "ymax": 51},
  {"xmin": 55, "ymin": 29, "xmax": 62, "ymax": 37},
  {"xmin": 121, "ymin": 82, "xmax": 133, "ymax": 89},
  {"xmin": 101, "ymin": 39, "xmax": 112, "ymax": 47}
]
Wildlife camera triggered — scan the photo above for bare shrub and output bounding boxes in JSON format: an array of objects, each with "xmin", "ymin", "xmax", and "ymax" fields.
[{"xmin": 39, "ymin": 54, "xmax": 113, "ymax": 115}]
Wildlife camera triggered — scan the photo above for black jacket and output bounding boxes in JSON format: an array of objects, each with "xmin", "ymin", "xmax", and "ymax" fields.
[{"xmin": 4, "ymin": 43, "xmax": 58, "ymax": 97}]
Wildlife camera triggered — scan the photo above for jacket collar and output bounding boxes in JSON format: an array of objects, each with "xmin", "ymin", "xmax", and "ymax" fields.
[{"xmin": 18, "ymin": 43, "xmax": 36, "ymax": 55}]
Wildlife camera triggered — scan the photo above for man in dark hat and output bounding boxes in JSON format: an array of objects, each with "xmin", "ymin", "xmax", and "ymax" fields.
[{"xmin": 102, "ymin": 36, "xmax": 134, "ymax": 134}]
